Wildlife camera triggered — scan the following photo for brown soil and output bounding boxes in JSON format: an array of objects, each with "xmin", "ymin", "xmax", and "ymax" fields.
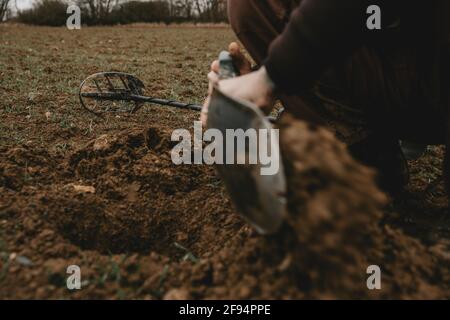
[
  {"xmin": 0, "ymin": 25, "xmax": 449, "ymax": 299},
  {"xmin": 1, "ymin": 117, "xmax": 448, "ymax": 299}
]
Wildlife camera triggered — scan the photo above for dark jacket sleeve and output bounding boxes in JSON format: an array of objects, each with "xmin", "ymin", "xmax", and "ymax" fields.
[{"xmin": 264, "ymin": 0, "xmax": 370, "ymax": 93}]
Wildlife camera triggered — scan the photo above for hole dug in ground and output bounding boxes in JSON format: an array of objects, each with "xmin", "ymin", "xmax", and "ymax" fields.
[{"xmin": 37, "ymin": 127, "xmax": 243, "ymax": 258}]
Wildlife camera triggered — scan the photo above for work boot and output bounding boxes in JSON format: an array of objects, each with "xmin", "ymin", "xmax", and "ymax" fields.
[
  {"xmin": 400, "ymin": 141, "xmax": 428, "ymax": 160},
  {"xmin": 349, "ymin": 136, "xmax": 410, "ymax": 197}
]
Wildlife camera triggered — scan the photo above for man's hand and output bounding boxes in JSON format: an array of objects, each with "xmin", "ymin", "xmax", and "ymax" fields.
[{"xmin": 201, "ymin": 43, "xmax": 276, "ymax": 127}]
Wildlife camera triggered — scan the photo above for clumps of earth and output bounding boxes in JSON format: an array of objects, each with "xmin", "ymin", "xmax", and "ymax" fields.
[
  {"xmin": 0, "ymin": 118, "xmax": 448, "ymax": 299},
  {"xmin": 169, "ymin": 115, "xmax": 449, "ymax": 299}
]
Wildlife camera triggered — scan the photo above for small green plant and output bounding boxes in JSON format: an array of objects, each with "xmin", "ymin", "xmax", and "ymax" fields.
[
  {"xmin": 174, "ymin": 242, "xmax": 199, "ymax": 263},
  {"xmin": 151, "ymin": 264, "xmax": 169, "ymax": 299},
  {"xmin": 95, "ymin": 254, "xmax": 128, "ymax": 287},
  {"xmin": 59, "ymin": 116, "xmax": 73, "ymax": 129},
  {"xmin": 55, "ymin": 142, "xmax": 69, "ymax": 154},
  {"xmin": 0, "ymin": 233, "xmax": 10, "ymax": 283}
]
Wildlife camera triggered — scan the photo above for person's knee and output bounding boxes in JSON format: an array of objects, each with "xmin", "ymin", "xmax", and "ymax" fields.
[{"xmin": 228, "ymin": 0, "xmax": 257, "ymax": 34}]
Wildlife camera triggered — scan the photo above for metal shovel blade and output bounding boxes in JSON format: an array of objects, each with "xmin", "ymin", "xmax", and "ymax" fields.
[{"xmin": 207, "ymin": 88, "xmax": 287, "ymax": 234}]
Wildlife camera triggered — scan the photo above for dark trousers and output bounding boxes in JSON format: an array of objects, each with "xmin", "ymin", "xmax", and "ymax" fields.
[
  {"xmin": 227, "ymin": 0, "xmax": 447, "ymax": 145},
  {"xmin": 228, "ymin": 0, "xmax": 450, "ymax": 193}
]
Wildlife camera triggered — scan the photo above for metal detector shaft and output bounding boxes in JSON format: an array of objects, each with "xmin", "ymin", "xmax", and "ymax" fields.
[
  {"xmin": 80, "ymin": 92, "xmax": 203, "ymax": 112},
  {"xmin": 80, "ymin": 92, "xmax": 279, "ymax": 122},
  {"xmin": 79, "ymin": 72, "xmax": 281, "ymax": 122}
]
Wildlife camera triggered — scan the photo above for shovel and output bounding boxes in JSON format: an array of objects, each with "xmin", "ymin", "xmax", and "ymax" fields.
[{"xmin": 206, "ymin": 52, "xmax": 287, "ymax": 234}]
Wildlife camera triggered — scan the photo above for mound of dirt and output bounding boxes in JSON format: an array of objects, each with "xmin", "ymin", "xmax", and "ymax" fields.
[
  {"xmin": 278, "ymin": 116, "xmax": 447, "ymax": 298},
  {"xmin": 165, "ymin": 115, "xmax": 449, "ymax": 299}
]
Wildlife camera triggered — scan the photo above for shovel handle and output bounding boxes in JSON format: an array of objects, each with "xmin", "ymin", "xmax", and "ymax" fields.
[{"xmin": 218, "ymin": 51, "xmax": 238, "ymax": 80}]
